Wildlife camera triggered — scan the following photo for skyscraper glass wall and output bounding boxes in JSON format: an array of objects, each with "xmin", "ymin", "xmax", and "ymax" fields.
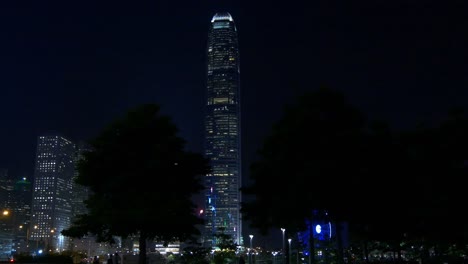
[
  {"xmin": 30, "ymin": 133, "xmax": 75, "ymax": 251},
  {"xmin": 204, "ymin": 12, "xmax": 242, "ymax": 246},
  {"xmin": 71, "ymin": 141, "xmax": 91, "ymax": 219}
]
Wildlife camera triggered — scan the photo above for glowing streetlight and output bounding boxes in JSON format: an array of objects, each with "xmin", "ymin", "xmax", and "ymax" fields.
[
  {"xmin": 2, "ymin": 210, "xmax": 9, "ymax": 216},
  {"xmin": 281, "ymin": 228, "xmax": 286, "ymax": 263},
  {"xmin": 249, "ymin": 235, "xmax": 254, "ymax": 264},
  {"xmin": 48, "ymin": 229, "xmax": 55, "ymax": 252},
  {"xmin": 288, "ymin": 239, "xmax": 292, "ymax": 264},
  {"xmin": 33, "ymin": 225, "xmax": 38, "ymax": 250}
]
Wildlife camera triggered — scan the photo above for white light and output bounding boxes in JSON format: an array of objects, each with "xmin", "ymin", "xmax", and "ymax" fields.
[
  {"xmin": 315, "ymin": 224, "xmax": 322, "ymax": 234},
  {"xmin": 211, "ymin": 13, "xmax": 234, "ymax": 22}
]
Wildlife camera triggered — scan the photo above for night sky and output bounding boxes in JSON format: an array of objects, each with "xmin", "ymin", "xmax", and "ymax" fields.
[{"xmin": 1, "ymin": 0, "xmax": 467, "ymax": 247}]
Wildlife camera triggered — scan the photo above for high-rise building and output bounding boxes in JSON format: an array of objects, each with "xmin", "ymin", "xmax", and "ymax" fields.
[
  {"xmin": 71, "ymin": 141, "xmax": 91, "ymax": 219},
  {"xmin": 204, "ymin": 12, "xmax": 242, "ymax": 247},
  {"xmin": 10, "ymin": 177, "xmax": 32, "ymax": 253},
  {"xmin": 0, "ymin": 169, "xmax": 13, "ymax": 210},
  {"xmin": 0, "ymin": 169, "xmax": 14, "ymax": 258},
  {"xmin": 0, "ymin": 170, "xmax": 32, "ymax": 254},
  {"xmin": 69, "ymin": 141, "xmax": 98, "ymax": 255},
  {"xmin": 29, "ymin": 133, "xmax": 75, "ymax": 252}
]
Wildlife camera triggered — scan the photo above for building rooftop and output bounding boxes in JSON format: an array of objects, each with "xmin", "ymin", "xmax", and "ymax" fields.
[{"xmin": 211, "ymin": 12, "xmax": 233, "ymax": 23}]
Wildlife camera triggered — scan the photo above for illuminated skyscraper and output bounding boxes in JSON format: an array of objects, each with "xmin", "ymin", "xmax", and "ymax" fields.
[
  {"xmin": 30, "ymin": 133, "xmax": 75, "ymax": 251},
  {"xmin": 0, "ymin": 169, "xmax": 13, "ymax": 211},
  {"xmin": 204, "ymin": 12, "xmax": 242, "ymax": 246},
  {"xmin": 11, "ymin": 177, "xmax": 32, "ymax": 253}
]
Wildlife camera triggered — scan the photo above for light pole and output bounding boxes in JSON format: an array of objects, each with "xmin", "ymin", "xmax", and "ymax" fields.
[
  {"xmin": 1, "ymin": 210, "xmax": 11, "ymax": 252},
  {"xmin": 19, "ymin": 225, "xmax": 28, "ymax": 252},
  {"xmin": 249, "ymin": 235, "xmax": 254, "ymax": 264},
  {"xmin": 48, "ymin": 229, "xmax": 55, "ymax": 252},
  {"xmin": 33, "ymin": 225, "xmax": 38, "ymax": 251},
  {"xmin": 281, "ymin": 228, "xmax": 285, "ymax": 264},
  {"xmin": 288, "ymin": 239, "xmax": 292, "ymax": 264}
]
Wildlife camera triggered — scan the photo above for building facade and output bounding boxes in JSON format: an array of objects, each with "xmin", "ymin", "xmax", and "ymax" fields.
[
  {"xmin": 0, "ymin": 169, "xmax": 13, "ymax": 259},
  {"xmin": 0, "ymin": 169, "xmax": 13, "ymax": 212},
  {"xmin": 69, "ymin": 141, "xmax": 100, "ymax": 255},
  {"xmin": 71, "ymin": 141, "xmax": 91, "ymax": 219},
  {"xmin": 29, "ymin": 133, "xmax": 75, "ymax": 252},
  {"xmin": 10, "ymin": 177, "xmax": 32, "ymax": 253},
  {"xmin": 0, "ymin": 170, "xmax": 33, "ymax": 255},
  {"xmin": 204, "ymin": 12, "xmax": 242, "ymax": 246}
]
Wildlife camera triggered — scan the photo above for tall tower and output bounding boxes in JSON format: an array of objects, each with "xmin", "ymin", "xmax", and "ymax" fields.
[
  {"xmin": 30, "ymin": 133, "xmax": 75, "ymax": 252},
  {"xmin": 204, "ymin": 12, "xmax": 242, "ymax": 247}
]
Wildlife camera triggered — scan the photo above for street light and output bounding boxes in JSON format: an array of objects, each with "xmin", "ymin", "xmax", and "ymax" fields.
[
  {"xmin": 48, "ymin": 229, "xmax": 55, "ymax": 252},
  {"xmin": 19, "ymin": 225, "xmax": 27, "ymax": 251},
  {"xmin": 249, "ymin": 235, "xmax": 254, "ymax": 264},
  {"xmin": 281, "ymin": 228, "xmax": 285, "ymax": 264},
  {"xmin": 288, "ymin": 239, "xmax": 292, "ymax": 264},
  {"xmin": 1, "ymin": 210, "xmax": 11, "ymax": 252},
  {"xmin": 33, "ymin": 225, "xmax": 38, "ymax": 250}
]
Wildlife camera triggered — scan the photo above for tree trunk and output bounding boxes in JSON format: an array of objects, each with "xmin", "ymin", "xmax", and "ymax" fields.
[
  {"xmin": 139, "ymin": 231, "xmax": 147, "ymax": 264},
  {"xmin": 397, "ymin": 244, "xmax": 402, "ymax": 264},
  {"xmin": 363, "ymin": 241, "xmax": 369, "ymax": 264},
  {"xmin": 309, "ymin": 219, "xmax": 315, "ymax": 264},
  {"xmin": 420, "ymin": 239, "xmax": 429, "ymax": 264},
  {"xmin": 335, "ymin": 222, "xmax": 344, "ymax": 264}
]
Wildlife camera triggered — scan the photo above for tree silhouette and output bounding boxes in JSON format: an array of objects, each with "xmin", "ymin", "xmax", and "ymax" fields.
[
  {"xmin": 242, "ymin": 85, "xmax": 468, "ymax": 263},
  {"xmin": 62, "ymin": 104, "xmax": 210, "ymax": 264},
  {"xmin": 212, "ymin": 227, "xmax": 238, "ymax": 264},
  {"xmin": 241, "ymin": 86, "xmax": 375, "ymax": 264}
]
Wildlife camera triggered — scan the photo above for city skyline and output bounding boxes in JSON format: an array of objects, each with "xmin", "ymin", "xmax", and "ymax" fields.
[
  {"xmin": 1, "ymin": 0, "xmax": 468, "ymax": 248},
  {"xmin": 2, "ymin": 1, "xmax": 468, "ymax": 178}
]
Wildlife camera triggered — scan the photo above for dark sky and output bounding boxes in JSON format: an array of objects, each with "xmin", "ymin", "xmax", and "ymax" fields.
[{"xmin": 1, "ymin": 0, "xmax": 467, "ymax": 247}]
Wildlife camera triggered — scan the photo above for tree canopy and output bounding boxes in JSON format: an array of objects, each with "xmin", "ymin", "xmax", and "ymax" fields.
[
  {"xmin": 241, "ymin": 87, "xmax": 371, "ymax": 234},
  {"xmin": 241, "ymin": 86, "xmax": 468, "ymax": 263},
  {"xmin": 62, "ymin": 104, "xmax": 210, "ymax": 264}
]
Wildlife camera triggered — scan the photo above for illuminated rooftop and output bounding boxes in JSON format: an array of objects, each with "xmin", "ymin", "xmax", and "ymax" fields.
[{"xmin": 211, "ymin": 12, "xmax": 234, "ymax": 23}]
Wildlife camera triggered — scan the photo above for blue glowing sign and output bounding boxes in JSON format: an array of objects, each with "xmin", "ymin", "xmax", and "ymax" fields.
[{"xmin": 315, "ymin": 225, "xmax": 321, "ymax": 234}]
